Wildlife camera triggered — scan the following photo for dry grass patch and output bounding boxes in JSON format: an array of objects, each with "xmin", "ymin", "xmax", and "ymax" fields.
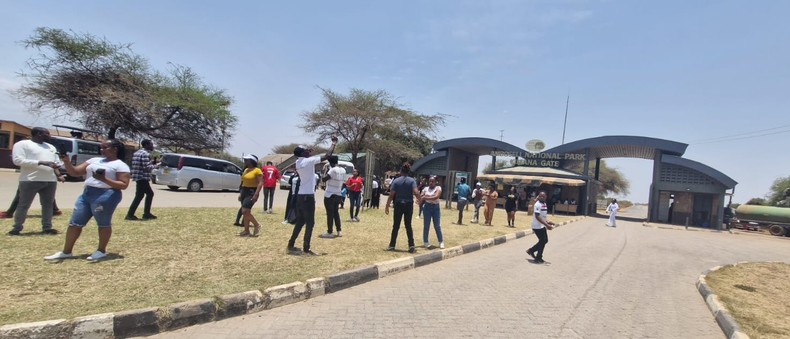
[
  {"xmin": 705, "ymin": 262, "xmax": 790, "ymax": 339},
  {"xmin": 0, "ymin": 206, "xmax": 573, "ymax": 325}
]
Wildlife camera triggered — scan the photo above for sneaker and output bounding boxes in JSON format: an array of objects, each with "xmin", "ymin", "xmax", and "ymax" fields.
[
  {"xmin": 125, "ymin": 215, "xmax": 139, "ymax": 221},
  {"xmin": 8, "ymin": 230, "xmax": 21, "ymax": 236},
  {"xmin": 386, "ymin": 246, "xmax": 396, "ymax": 251},
  {"xmin": 354, "ymin": 217, "xmax": 360, "ymax": 222},
  {"xmin": 268, "ymin": 210, "xmax": 274, "ymax": 214},
  {"xmin": 142, "ymin": 214, "xmax": 158, "ymax": 220},
  {"xmin": 424, "ymin": 242, "xmax": 431, "ymax": 248},
  {"xmin": 42, "ymin": 229, "xmax": 60, "ymax": 235},
  {"xmin": 287, "ymin": 246, "xmax": 301, "ymax": 253},
  {"xmin": 281, "ymin": 220, "xmax": 289, "ymax": 224},
  {"xmin": 336, "ymin": 231, "xmax": 342, "ymax": 237},
  {"xmin": 238, "ymin": 231, "xmax": 250, "ymax": 237},
  {"xmin": 44, "ymin": 251, "xmax": 74, "ymax": 260},
  {"xmin": 303, "ymin": 250, "xmax": 319, "ymax": 256},
  {"xmin": 319, "ymin": 233, "xmax": 336, "ymax": 239},
  {"xmin": 233, "ymin": 222, "xmax": 243, "ymax": 227},
  {"xmin": 535, "ymin": 258, "xmax": 546, "ymax": 264},
  {"xmin": 408, "ymin": 246, "xmax": 416, "ymax": 254},
  {"xmin": 53, "ymin": 210, "xmax": 63, "ymax": 216},
  {"xmin": 349, "ymin": 218, "xmax": 355, "ymax": 222},
  {"xmin": 0, "ymin": 211, "xmax": 12, "ymax": 218},
  {"xmin": 86, "ymin": 250, "xmax": 107, "ymax": 262},
  {"xmin": 439, "ymin": 242, "xmax": 445, "ymax": 249}
]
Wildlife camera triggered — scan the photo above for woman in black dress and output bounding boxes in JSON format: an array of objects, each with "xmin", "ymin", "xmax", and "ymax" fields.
[{"xmin": 505, "ymin": 186, "xmax": 518, "ymax": 227}]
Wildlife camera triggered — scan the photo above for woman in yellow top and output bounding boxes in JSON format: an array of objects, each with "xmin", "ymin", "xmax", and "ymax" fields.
[{"xmin": 239, "ymin": 154, "xmax": 263, "ymax": 236}]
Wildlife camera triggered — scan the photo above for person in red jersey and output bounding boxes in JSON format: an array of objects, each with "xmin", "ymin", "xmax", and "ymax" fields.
[{"xmin": 261, "ymin": 161, "xmax": 281, "ymax": 214}]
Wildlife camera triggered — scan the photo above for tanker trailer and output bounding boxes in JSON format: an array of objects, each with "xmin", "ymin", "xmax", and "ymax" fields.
[{"xmin": 732, "ymin": 205, "xmax": 790, "ymax": 236}]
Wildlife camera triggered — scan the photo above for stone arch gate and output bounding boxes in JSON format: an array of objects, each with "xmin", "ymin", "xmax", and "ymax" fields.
[{"xmin": 411, "ymin": 136, "xmax": 737, "ymax": 229}]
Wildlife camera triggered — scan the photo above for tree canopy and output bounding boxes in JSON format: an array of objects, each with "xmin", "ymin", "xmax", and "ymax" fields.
[
  {"xmin": 562, "ymin": 159, "xmax": 630, "ymax": 197},
  {"xmin": 300, "ymin": 87, "xmax": 446, "ymax": 169},
  {"xmin": 767, "ymin": 176, "xmax": 790, "ymax": 206},
  {"xmin": 16, "ymin": 27, "xmax": 236, "ymax": 154},
  {"xmin": 271, "ymin": 143, "xmax": 328, "ymax": 156}
]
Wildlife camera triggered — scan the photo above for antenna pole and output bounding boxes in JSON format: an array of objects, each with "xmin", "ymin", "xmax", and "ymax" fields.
[
  {"xmin": 500, "ymin": 130, "xmax": 504, "ymax": 141},
  {"xmin": 562, "ymin": 94, "xmax": 570, "ymax": 144}
]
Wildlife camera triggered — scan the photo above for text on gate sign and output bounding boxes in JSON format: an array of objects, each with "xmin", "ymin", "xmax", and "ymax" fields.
[{"xmin": 489, "ymin": 151, "xmax": 586, "ymax": 161}]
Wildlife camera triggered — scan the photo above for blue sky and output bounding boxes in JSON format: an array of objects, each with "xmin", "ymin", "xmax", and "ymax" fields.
[{"xmin": 1, "ymin": 1, "xmax": 788, "ymax": 204}]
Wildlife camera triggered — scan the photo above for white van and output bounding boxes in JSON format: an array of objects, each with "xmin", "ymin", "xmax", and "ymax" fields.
[
  {"xmin": 49, "ymin": 136, "xmax": 103, "ymax": 180},
  {"xmin": 152, "ymin": 153, "xmax": 242, "ymax": 192},
  {"xmin": 317, "ymin": 160, "xmax": 355, "ymax": 190}
]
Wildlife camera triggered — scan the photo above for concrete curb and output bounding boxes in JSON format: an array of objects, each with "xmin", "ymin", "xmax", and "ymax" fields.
[
  {"xmin": 0, "ymin": 216, "xmax": 588, "ymax": 338},
  {"xmin": 696, "ymin": 264, "xmax": 750, "ymax": 339}
]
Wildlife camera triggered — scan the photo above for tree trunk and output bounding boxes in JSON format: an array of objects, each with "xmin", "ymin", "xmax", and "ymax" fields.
[{"xmin": 108, "ymin": 126, "xmax": 118, "ymax": 139}]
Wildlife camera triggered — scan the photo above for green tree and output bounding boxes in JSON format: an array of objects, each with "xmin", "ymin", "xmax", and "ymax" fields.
[
  {"xmin": 300, "ymin": 87, "xmax": 446, "ymax": 167},
  {"xmin": 745, "ymin": 197, "xmax": 767, "ymax": 205},
  {"xmin": 562, "ymin": 160, "xmax": 630, "ymax": 197},
  {"xmin": 767, "ymin": 176, "xmax": 790, "ymax": 206},
  {"xmin": 16, "ymin": 27, "xmax": 236, "ymax": 154}
]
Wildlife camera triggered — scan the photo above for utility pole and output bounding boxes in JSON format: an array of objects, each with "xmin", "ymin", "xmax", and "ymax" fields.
[{"xmin": 499, "ymin": 130, "xmax": 504, "ymax": 141}]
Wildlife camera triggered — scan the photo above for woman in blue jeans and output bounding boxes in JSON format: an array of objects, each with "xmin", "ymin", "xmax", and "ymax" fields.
[
  {"xmin": 44, "ymin": 139, "xmax": 131, "ymax": 262},
  {"xmin": 420, "ymin": 176, "xmax": 444, "ymax": 249}
]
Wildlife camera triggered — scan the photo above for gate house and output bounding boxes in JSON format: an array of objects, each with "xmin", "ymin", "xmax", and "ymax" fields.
[{"xmin": 411, "ymin": 136, "xmax": 736, "ymax": 229}]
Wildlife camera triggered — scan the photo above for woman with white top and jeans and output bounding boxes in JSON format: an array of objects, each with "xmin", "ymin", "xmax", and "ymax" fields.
[
  {"xmin": 44, "ymin": 139, "xmax": 131, "ymax": 262},
  {"xmin": 420, "ymin": 176, "xmax": 444, "ymax": 249}
]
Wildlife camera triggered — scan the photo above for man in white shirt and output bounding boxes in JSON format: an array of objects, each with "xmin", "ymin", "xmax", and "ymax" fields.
[
  {"xmin": 10, "ymin": 127, "xmax": 63, "ymax": 235},
  {"xmin": 320, "ymin": 155, "xmax": 345, "ymax": 238},
  {"xmin": 287, "ymin": 136, "xmax": 337, "ymax": 255},
  {"xmin": 526, "ymin": 191, "xmax": 555, "ymax": 263},
  {"xmin": 606, "ymin": 199, "xmax": 619, "ymax": 227}
]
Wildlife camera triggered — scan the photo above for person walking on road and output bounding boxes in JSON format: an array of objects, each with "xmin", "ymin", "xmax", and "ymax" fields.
[
  {"xmin": 606, "ymin": 199, "xmax": 619, "ymax": 227},
  {"xmin": 126, "ymin": 139, "xmax": 158, "ymax": 221},
  {"xmin": 420, "ymin": 176, "xmax": 444, "ymax": 249},
  {"xmin": 455, "ymin": 177, "xmax": 471, "ymax": 225},
  {"xmin": 44, "ymin": 139, "xmax": 130, "ymax": 262},
  {"xmin": 287, "ymin": 136, "xmax": 337, "ymax": 256},
  {"xmin": 261, "ymin": 161, "xmax": 280, "ymax": 214},
  {"xmin": 483, "ymin": 183, "xmax": 498, "ymax": 226},
  {"xmin": 238, "ymin": 154, "xmax": 263, "ymax": 237},
  {"xmin": 9, "ymin": 127, "xmax": 63, "ymax": 236},
  {"xmin": 385, "ymin": 163, "xmax": 421, "ymax": 253},
  {"xmin": 320, "ymin": 156, "xmax": 344, "ymax": 238},
  {"xmin": 346, "ymin": 169, "xmax": 363, "ymax": 222},
  {"xmin": 527, "ymin": 191, "xmax": 555, "ymax": 264}
]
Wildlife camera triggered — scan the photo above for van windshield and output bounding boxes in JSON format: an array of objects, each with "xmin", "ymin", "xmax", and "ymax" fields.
[{"xmin": 49, "ymin": 138, "xmax": 73, "ymax": 153}]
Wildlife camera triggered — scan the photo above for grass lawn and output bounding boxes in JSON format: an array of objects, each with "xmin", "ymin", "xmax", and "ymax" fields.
[
  {"xmin": 0, "ymin": 204, "xmax": 573, "ymax": 325},
  {"xmin": 705, "ymin": 262, "xmax": 790, "ymax": 339}
]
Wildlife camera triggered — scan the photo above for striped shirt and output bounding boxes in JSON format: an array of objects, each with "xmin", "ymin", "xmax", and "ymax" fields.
[{"xmin": 130, "ymin": 149, "xmax": 154, "ymax": 181}]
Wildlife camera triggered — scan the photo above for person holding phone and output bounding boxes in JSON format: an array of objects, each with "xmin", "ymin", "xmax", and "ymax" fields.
[{"xmin": 44, "ymin": 139, "xmax": 130, "ymax": 262}]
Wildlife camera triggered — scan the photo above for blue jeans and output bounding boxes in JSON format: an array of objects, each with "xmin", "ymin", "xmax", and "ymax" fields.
[{"xmin": 422, "ymin": 203, "xmax": 443, "ymax": 244}]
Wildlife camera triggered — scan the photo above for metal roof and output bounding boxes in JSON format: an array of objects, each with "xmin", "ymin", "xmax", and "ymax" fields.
[
  {"xmin": 545, "ymin": 136, "xmax": 688, "ymax": 160},
  {"xmin": 661, "ymin": 155, "xmax": 738, "ymax": 189},
  {"xmin": 433, "ymin": 137, "xmax": 525, "ymax": 154}
]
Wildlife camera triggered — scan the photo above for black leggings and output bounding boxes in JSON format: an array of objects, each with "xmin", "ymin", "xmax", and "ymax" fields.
[{"xmin": 388, "ymin": 201, "xmax": 415, "ymax": 248}]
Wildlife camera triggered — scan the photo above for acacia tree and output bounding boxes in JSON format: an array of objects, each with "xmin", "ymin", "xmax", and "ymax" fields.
[
  {"xmin": 16, "ymin": 27, "xmax": 236, "ymax": 153},
  {"xmin": 562, "ymin": 159, "xmax": 630, "ymax": 197},
  {"xmin": 766, "ymin": 176, "xmax": 790, "ymax": 206},
  {"xmin": 271, "ymin": 143, "xmax": 328, "ymax": 155},
  {"xmin": 300, "ymin": 87, "xmax": 445, "ymax": 167}
]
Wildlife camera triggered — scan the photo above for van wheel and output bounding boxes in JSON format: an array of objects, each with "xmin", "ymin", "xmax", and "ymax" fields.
[
  {"xmin": 187, "ymin": 180, "xmax": 203, "ymax": 192},
  {"xmin": 167, "ymin": 186, "xmax": 179, "ymax": 191}
]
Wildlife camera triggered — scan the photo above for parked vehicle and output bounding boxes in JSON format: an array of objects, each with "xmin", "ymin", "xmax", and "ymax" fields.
[
  {"xmin": 49, "ymin": 136, "xmax": 103, "ymax": 181},
  {"xmin": 152, "ymin": 153, "xmax": 242, "ymax": 192},
  {"xmin": 731, "ymin": 204, "xmax": 790, "ymax": 237},
  {"xmin": 279, "ymin": 169, "xmax": 296, "ymax": 190}
]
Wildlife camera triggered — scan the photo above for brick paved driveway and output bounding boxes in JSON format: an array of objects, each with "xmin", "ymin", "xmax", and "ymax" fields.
[{"xmin": 148, "ymin": 217, "xmax": 790, "ymax": 339}]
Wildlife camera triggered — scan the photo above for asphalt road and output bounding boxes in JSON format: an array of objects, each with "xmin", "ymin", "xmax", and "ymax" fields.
[
  {"xmin": 146, "ymin": 217, "xmax": 790, "ymax": 339},
  {"xmin": 0, "ymin": 171, "xmax": 291, "ymax": 210}
]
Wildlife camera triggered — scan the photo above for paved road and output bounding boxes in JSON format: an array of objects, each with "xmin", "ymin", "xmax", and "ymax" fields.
[
  {"xmin": 148, "ymin": 217, "xmax": 790, "ymax": 339},
  {"xmin": 0, "ymin": 171, "xmax": 291, "ymax": 210}
]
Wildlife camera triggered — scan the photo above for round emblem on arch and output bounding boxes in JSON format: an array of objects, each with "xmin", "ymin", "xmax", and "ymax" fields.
[{"xmin": 526, "ymin": 139, "xmax": 546, "ymax": 153}]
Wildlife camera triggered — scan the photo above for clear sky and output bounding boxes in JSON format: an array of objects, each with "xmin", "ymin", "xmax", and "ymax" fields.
[{"xmin": 1, "ymin": 1, "xmax": 788, "ymax": 204}]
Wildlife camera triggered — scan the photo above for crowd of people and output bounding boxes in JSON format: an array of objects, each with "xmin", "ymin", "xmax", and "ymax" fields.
[{"xmin": 5, "ymin": 129, "xmax": 562, "ymax": 263}]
